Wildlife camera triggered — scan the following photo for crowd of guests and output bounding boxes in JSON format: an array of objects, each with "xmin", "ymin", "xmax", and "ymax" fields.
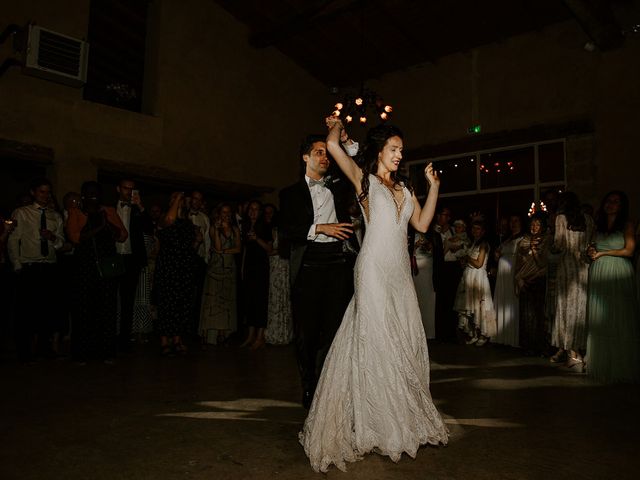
[
  {"xmin": 0, "ymin": 177, "xmax": 294, "ymax": 365},
  {"xmin": 410, "ymin": 189, "xmax": 640, "ymax": 383},
  {"xmin": 2, "ymin": 177, "xmax": 638, "ymax": 384}
]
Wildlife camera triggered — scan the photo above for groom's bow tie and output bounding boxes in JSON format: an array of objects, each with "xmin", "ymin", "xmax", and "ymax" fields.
[{"xmin": 309, "ymin": 176, "xmax": 333, "ymax": 188}]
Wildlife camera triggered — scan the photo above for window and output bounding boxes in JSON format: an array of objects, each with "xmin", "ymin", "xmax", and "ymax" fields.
[
  {"xmin": 480, "ymin": 147, "xmax": 534, "ymax": 190},
  {"xmin": 406, "ymin": 140, "xmax": 565, "ymax": 224},
  {"xmin": 83, "ymin": 0, "xmax": 150, "ymax": 112}
]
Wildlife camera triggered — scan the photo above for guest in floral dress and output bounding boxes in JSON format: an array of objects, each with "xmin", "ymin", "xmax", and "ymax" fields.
[{"xmin": 264, "ymin": 206, "xmax": 293, "ymax": 345}]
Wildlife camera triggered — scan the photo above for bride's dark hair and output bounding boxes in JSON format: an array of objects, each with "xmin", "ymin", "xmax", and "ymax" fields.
[{"xmin": 357, "ymin": 124, "xmax": 411, "ymax": 203}]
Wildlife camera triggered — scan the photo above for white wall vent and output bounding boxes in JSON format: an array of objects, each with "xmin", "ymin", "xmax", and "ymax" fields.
[{"xmin": 24, "ymin": 25, "xmax": 89, "ymax": 87}]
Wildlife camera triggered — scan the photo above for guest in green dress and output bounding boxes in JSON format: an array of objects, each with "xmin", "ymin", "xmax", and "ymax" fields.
[{"xmin": 586, "ymin": 191, "xmax": 640, "ymax": 383}]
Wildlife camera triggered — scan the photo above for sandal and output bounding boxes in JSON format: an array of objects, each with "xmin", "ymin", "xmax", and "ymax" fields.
[{"xmin": 550, "ymin": 350, "xmax": 566, "ymax": 363}]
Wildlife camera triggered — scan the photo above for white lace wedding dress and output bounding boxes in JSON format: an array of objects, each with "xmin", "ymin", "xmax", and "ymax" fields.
[{"xmin": 299, "ymin": 175, "xmax": 449, "ymax": 473}]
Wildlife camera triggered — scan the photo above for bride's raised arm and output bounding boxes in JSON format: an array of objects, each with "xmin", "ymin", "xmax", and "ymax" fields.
[
  {"xmin": 409, "ymin": 163, "xmax": 440, "ymax": 233},
  {"xmin": 326, "ymin": 117, "xmax": 364, "ymax": 194}
]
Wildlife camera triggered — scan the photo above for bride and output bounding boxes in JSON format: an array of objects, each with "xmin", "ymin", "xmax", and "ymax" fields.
[{"xmin": 299, "ymin": 118, "xmax": 449, "ymax": 472}]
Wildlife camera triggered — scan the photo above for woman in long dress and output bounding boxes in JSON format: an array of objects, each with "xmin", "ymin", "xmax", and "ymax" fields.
[
  {"xmin": 239, "ymin": 200, "xmax": 272, "ymax": 350},
  {"xmin": 515, "ymin": 213, "xmax": 550, "ymax": 355},
  {"xmin": 550, "ymin": 192, "xmax": 593, "ymax": 368},
  {"xmin": 199, "ymin": 203, "xmax": 241, "ymax": 345},
  {"xmin": 586, "ymin": 191, "xmax": 640, "ymax": 383},
  {"xmin": 299, "ymin": 119, "xmax": 448, "ymax": 473},
  {"xmin": 67, "ymin": 181, "xmax": 127, "ymax": 363},
  {"xmin": 265, "ymin": 208, "xmax": 293, "ymax": 345},
  {"xmin": 492, "ymin": 214, "xmax": 523, "ymax": 347},
  {"xmin": 454, "ymin": 220, "xmax": 497, "ymax": 346},
  {"xmin": 412, "ymin": 231, "xmax": 436, "ymax": 339},
  {"xmin": 154, "ymin": 192, "xmax": 199, "ymax": 356}
]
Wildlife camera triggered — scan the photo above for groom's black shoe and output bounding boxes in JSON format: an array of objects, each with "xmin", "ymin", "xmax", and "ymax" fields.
[{"xmin": 302, "ymin": 390, "xmax": 313, "ymax": 409}]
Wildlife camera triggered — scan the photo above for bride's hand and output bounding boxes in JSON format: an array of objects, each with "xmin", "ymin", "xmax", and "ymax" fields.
[
  {"xmin": 325, "ymin": 115, "xmax": 343, "ymax": 131},
  {"xmin": 425, "ymin": 162, "xmax": 440, "ymax": 187}
]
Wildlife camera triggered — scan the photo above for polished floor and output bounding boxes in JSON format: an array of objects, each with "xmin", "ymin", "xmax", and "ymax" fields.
[{"xmin": 1, "ymin": 341, "xmax": 638, "ymax": 480}]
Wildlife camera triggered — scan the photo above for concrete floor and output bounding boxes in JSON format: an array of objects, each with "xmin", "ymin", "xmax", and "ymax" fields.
[{"xmin": 1, "ymin": 342, "xmax": 638, "ymax": 480}]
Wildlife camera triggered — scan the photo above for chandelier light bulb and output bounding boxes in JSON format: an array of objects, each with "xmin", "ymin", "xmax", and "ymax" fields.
[
  {"xmin": 335, "ymin": 103, "xmax": 343, "ymax": 110},
  {"xmin": 384, "ymin": 105, "xmax": 393, "ymax": 113},
  {"xmin": 345, "ymin": 115, "xmax": 353, "ymax": 123},
  {"xmin": 355, "ymin": 97, "xmax": 363, "ymax": 106},
  {"xmin": 359, "ymin": 116, "xmax": 367, "ymax": 124},
  {"xmin": 333, "ymin": 110, "xmax": 341, "ymax": 116},
  {"xmin": 380, "ymin": 112, "xmax": 388, "ymax": 120}
]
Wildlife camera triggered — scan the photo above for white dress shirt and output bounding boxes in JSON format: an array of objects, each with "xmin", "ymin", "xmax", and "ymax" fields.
[
  {"xmin": 7, "ymin": 203, "xmax": 64, "ymax": 270},
  {"xmin": 305, "ymin": 175, "xmax": 339, "ymax": 243},
  {"xmin": 116, "ymin": 202, "xmax": 133, "ymax": 254}
]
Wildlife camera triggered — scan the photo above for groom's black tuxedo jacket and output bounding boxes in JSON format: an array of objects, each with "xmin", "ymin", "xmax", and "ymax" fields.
[
  {"xmin": 115, "ymin": 203, "xmax": 149, "ymax": 269},
  {"xmin": 279, "ymin": 173, "xmax": 355, "ymax": 287}
]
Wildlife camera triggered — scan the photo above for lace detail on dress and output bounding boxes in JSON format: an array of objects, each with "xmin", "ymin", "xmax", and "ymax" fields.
[{"xmin": 299, "ymin": 174, "xmax": 448, "ymax": 473}]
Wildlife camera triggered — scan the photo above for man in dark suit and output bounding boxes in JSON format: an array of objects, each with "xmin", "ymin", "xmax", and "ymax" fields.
[
  {"xmin": 433, "ymin": 206, "xmax": 459, "ymax": 342},
  {"xmin": 115, "ymin": 178, "xmax": 149, "ymax": 352},
  {"xmin": 279, "ymin": 134, "xmax": 357, "ymax": 409}
]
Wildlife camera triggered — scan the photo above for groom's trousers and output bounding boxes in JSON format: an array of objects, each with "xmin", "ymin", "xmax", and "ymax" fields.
[{"xmin": 292, "ymin": 242, "xmax": 353, "ymax": 393}]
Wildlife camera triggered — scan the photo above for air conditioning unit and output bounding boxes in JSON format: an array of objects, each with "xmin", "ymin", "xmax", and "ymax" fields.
[{"xmin": 24, "ymin": 25, "xmax": 89, "ymax": 87}]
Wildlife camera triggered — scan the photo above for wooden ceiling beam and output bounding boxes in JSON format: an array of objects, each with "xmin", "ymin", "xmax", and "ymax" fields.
[
  {"xmin": 562, "ymin": 0, "xmax": 624, "ymax": 49},
  {"xmin": 249, "ymin": 0, "xmax": 365, "ymax": 48}
]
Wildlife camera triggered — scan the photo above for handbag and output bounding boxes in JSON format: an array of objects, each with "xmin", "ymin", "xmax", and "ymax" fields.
[{"xmin": 93, "ymin": 237, "xmax": 125, "ymax": 279}]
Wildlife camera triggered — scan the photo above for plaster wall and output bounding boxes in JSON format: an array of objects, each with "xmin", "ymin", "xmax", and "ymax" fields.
[{"xmin": 0, "ymin": 0, "xmax": 330, "ymax": 203}]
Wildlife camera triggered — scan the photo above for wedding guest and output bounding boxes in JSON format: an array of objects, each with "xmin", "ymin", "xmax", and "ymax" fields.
[
  {"xmin": 550, "ymin": 192, "xmax": 594, "ymax": 368},
  {"xmin": 239, "ymin": 200, "xmax": 272, "ymax": 350},
  {"xmin": 454, "ymin": 219, "xmax": 496, "ymax": 346},
  {"xmin": 66, "ymin": 181, "xmax": 127, "ymax": 363},
  {"xmin": 515, "ymin": 213, "xmax": 550, "ymax": 355},
  {"xmin": 114, "ymin": 178, "xmax": 148, "ymax": 352},
  {"xmin": 434, "ymin": 206, "xmax": 459, "ymax": 342},
  {"xmin": 154, "ymin": 192, "xmax": 200, "ymax": 356},
  {"xmin": 53, "ymin": 192, "xmax": 82, "ymax": 355},
  {"xmin": 586, "ymin": 191, "xmax": 640, "ymax": 383},
  {"xmin": 412, "ymin": 230, "xmax": 436, "ymax": 339},
  {"xmin": 188, "ymin": 190, "xmax": 211, "ymax": 336},
  {"xmin": 7, "ymin": 178, "xmax": 64, "ymax": 362},
  {"xmin": 199, "ymin": 203, "xmax": 241, "ymax": 345},
  {"xmin": 132, "ymin": 217, "xmax": 156, "ymax": 342},
  {"xmin": 265, "ymin": 205, "xmax": 293, "ymax": 345},
  {"xmin": 493, "ymin": 214, "xmax": 523, "ymax": 347}
]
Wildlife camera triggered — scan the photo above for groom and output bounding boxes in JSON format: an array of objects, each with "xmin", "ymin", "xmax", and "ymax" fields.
[{"xmin": 279, "ymin": 134, "xmax": 358, "ymax": 409}]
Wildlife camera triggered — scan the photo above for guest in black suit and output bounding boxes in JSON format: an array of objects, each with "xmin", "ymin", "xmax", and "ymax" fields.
[
  {"xmin": 114, "ymin": 178, "xmax": 149, "ymax": 352},
  {"xmin": 279, "ymin": 134, "xmax": 357, "ymax": 409},
  {"xmin": 433, "ymin": 206, "xmax": 459, "ymax": 342}
]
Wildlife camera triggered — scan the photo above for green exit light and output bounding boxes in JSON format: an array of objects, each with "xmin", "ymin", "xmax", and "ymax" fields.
[{"xmin": 468, "ymin": 124, "xmax": 481, "ymax": 134}]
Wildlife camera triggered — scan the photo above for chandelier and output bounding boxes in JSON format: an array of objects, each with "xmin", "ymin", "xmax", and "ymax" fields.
[{"xmin": 331, "ymin": 86, "xmax": 393, "ymax": 126}]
